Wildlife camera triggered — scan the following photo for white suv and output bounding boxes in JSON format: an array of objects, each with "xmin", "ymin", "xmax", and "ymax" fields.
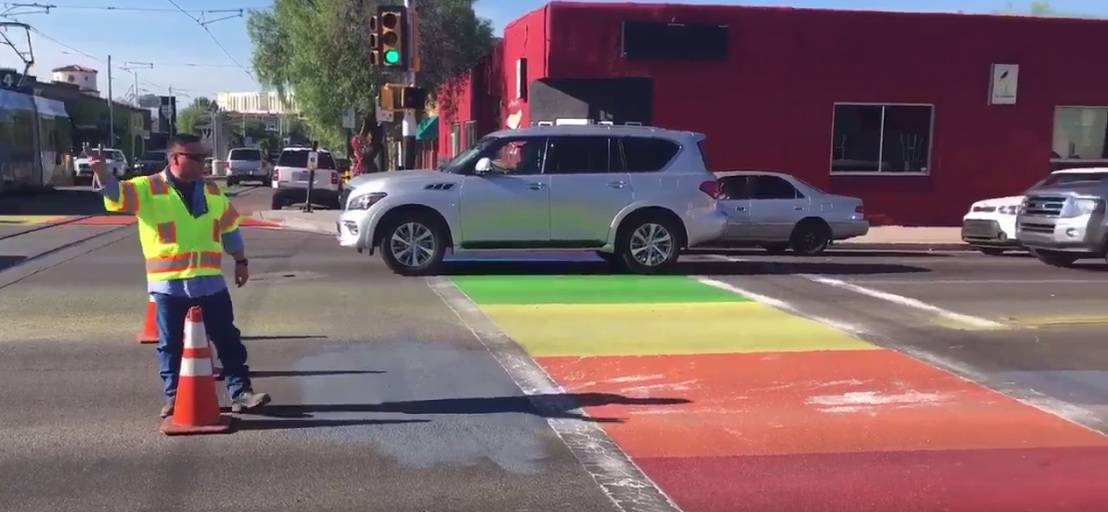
[
  {"xmin": 338, "ymin": 125, "xmax": 726, "ymax": 275},
  {"xmin": 271, "ymin": 147, "xmax": 343, "ymax": 209}
]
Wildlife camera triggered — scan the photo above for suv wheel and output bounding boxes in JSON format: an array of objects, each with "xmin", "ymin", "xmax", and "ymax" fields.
[
  {"xmin": 1031, "ymin": 249, "xmax": 1079, "ymax": 268},
  {"xmin": 617, "ymin": 215, "xmax": 681, "ymax": 274},
  {"xmin": 790, "ymin": 220, "xmax": 832, "ymax": 256},
  {"xmin": 380, "ymin": 213, "xmax": 447, "ymax": 276}
]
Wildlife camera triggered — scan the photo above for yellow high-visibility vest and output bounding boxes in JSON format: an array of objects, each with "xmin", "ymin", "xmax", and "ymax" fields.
[{"xmin": 104, "ymin": 171, "xmax": 242, "ymax": 281}]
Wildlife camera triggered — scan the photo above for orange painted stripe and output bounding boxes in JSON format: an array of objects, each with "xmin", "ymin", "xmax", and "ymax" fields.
[
  {"xmin": 539, "ymin": 351, "xmax": 1108, "ymax": 459},
  {"xmin": 182, "ymin": 347, "xmax": 211, "ymax": 359}
]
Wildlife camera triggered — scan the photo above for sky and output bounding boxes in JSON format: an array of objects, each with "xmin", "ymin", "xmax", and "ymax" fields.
[{"xmin": 0, "ymin": 0, "xmax": 1105, "ymax": 105}]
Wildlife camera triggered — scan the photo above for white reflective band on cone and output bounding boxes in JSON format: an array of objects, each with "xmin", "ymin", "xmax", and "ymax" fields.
[
  {"xmin": 180, "ymin": 357, "xmax": 213, "ymax": 377},
  {"xmin": 183, "ymin": 321, "xmax": 209, "ymax": 350}
]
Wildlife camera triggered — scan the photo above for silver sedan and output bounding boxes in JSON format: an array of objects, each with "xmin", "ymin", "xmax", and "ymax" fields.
[{"xmin": 712, "ymin": 171, "xmax": 869, "ymax": 255}]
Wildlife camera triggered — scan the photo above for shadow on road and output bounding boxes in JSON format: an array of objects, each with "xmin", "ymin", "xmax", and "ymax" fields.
[
  {"xmin": 441, "ymin": 259, "xmax": 930, "ymax": 277},
  {"xmin": 689, "ymin": 248, "xmax": 955, "ymax": 258},
  {"xmin": 0, "ymin": 188, "xmax": 118, "ymax": 216},
  {"xmin": 233, "ymin": 418, "xmax": 429, "ymax": 432},
  {"xmin": 241, "ymin": 335, "xmax": 329, "ymax": 341},
  {"xmin": 0, "ymin": 255, "xmax": 27, "ymax": 271},
  {"xmin": 256, "ymin": 392, "xmax": 691, "ymax": 424},
  {"xmin": 250, "ymin": 369, "xmax": 385, "ymax": 378}
]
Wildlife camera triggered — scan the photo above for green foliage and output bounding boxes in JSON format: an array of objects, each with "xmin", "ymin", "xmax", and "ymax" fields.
[
  {"xmin": 248, "ymin": 0, "xmax": 493, "ymax": 152},
  {"xmin": 177, "ymin": 97, "xmax": 212, "ymax": 136}
]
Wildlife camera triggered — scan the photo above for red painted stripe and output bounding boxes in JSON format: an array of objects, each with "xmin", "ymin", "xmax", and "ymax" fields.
[
  {"xmin": 637, "ymin": 448, "xmax": 1108, "ymax": 512},
  {"xmin": 539, "ymin": 351, "xmax": 1108, "ymax": 458},
  {"xmin": 72, "ymin": 216, "xmax": 135, "ymax": 226}
]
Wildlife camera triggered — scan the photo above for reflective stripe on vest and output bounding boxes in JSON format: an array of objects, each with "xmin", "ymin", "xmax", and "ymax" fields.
[
  {"xmin": 212, "ymin": 219, "xmax": 220, "ymax": 242},
  {"xmin": 156, "ymin": 222, "xmax": 177, "ymax": 244},
  {"xmin": 219, "ymin": 205, "xmax": 240, "ymax": 231},
  {"xmin": 149, "ymin": 174, "xmax": 169, "ymax": 195},
  {"xmin": 120, "ymin": 181, "xmax": 140, "ymax": 213},
  {"xmin": 145, "ymin": 251, "xmax": 222, "ymax": 274}
]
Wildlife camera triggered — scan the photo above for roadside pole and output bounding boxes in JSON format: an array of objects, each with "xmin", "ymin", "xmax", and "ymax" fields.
[
  {"xmin": 107, "ymin": 55, "xmax": 113, "ymax": 148},
  {"xmin": 401, "ymin": 0, "xmax": 416, "ymax": 170}
]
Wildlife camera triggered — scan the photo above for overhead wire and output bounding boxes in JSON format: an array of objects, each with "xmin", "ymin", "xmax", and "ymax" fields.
[{"xmin": 164, "ymin": 0, "xmax": 255, "ymax": 83}]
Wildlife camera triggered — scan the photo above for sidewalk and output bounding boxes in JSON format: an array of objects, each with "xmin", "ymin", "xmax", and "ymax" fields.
[
  {"xmin": 253, "ymin": 210, "xmax": 968, "ymax": 250},
  {"xmin": 837, "ymin": 226, "xmax": 966, "ymax": 251},
  {"xmin": 253, "ymin": 209, "xmax": 339, "ymax": 235}
]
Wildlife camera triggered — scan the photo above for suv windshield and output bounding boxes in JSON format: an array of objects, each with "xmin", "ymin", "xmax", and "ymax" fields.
[
  {"xmin": 278, "ymin": 150, "xmax": 335, "ymax": 170},
  {"xmin": 229, "ymin": 149, "xmax": 262, "ymax": 161},
  {"xmin": 142, "ymin": 151, "xmax": 165, "ymax": 161}
]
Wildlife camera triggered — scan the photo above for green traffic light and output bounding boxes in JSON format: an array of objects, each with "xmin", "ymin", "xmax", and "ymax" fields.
[{"xmin": 384, "ymin": 49, "xmax": 400, "ymax": 65}]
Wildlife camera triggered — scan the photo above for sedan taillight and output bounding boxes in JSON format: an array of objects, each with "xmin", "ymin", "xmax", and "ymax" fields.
[{"xmin": 855, "ymin": 204, "xmax": 864, "ymax": 215}]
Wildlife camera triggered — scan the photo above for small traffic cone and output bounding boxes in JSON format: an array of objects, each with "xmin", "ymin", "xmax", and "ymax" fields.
[
  {"xmin": 135, "ymin": 296, "xmax": 159, "ymax": 344},
  {"xmin": 161, "ymin": 306, "xmax": 233, "ymax": 435}
]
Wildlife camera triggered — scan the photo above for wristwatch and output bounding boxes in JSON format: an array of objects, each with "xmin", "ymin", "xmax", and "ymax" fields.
[{"xmin": 235, "ymin": 258, "xmax": 248, "ymax": 266}]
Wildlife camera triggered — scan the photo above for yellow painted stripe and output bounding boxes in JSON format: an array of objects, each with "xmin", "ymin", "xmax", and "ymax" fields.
[
  {"xmin": 0, "ymin": 215, "xmax": 67, "ymax": 225},
  {"xmin": 481, "ymin": 302, "xmax": 877, "ymax": 357},
  {"xmin": 1004, "ymin": 314, "xmax": 1108, "ymax": 328}
]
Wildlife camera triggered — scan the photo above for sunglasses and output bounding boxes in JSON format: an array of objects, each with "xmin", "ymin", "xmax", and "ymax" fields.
[{"xmin": 173, "ymin": 152, "xmax": 206, "ymax": 163}]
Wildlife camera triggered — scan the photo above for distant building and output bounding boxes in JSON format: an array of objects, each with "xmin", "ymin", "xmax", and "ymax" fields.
[
  {"xmin": 51, "ymin": 65, "xmax": 98, "ymax": 96},
  {"xmin": 216, "ymin": 91, "xmax": 298, "ymax": 114}
]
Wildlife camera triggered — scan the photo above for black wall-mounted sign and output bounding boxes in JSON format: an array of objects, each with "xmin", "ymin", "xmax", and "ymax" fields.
[{"xmin": 621, "ymin": 21, "xmax": 729, "ymax": 61}]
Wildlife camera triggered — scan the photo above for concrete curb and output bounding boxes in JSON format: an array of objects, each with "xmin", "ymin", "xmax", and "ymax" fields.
[
  {"xmin": 252, "ymin": 211, "xmax": 336, "ymax": 236},
  {"xmin": 834, "ymin": 242, "xmax": 971, "ymax": 252}
]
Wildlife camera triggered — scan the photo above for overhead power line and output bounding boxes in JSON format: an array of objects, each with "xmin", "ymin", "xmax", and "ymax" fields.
[
  {"xmin": 164, "ymin": 0, "xmax": 255, "ymax": 83},
  {"xmin": 2, "ymin": 2, "xmax": 267, "ymax": 14}
]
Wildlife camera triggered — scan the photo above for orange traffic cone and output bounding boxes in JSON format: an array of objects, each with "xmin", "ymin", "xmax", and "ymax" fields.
[
  {"xmin": 135, "ymin": 295, "xmax": 159, "ymax": 344},
  {"xmin": 161, "ymin": 306, "xmax": 233, "ymax": 435}
]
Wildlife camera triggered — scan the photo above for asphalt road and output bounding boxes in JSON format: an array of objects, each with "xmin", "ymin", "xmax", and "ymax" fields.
[{"xmin": 2, "ymin": 186, "xmax": 1107, "ymax": 511}]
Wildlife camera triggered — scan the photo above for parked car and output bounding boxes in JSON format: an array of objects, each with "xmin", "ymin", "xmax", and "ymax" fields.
[
  {"xmin": 226, "ymin": 147, "xmax": 270, "ymax": 185},
  {"xmin": 338, "ymin": 125, "xmax": 726, "ymax": 275},
  {"xmin": 964, "ymin": 169, "xmax": 1108, "ymax": 256},
  {"xmin": 75, "ymin": 148, "xmax": 127, "ymax": 181},
  {"xmin": 962, "ymin": 195, "xmax": 1024, "ymax": 255},
  {"xmin": 132, "ymin": 149, "xmax": 166, "ymax": 175},
  {"xmin": 1016, "ymin": 167, "xmax": 1108, "ymax": 267},
  {"xmin": 712, "ymin": 171, "xmax": 867, "ymax": 255},
  {"xmin": 271, "ymin": 147, "xmax": 343, "ymax": 209}
]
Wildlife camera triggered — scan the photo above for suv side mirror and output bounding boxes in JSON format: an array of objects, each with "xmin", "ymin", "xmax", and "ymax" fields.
[{"xmin": 474, "ymin": 157, "xmax": 493, "ymax": 174}]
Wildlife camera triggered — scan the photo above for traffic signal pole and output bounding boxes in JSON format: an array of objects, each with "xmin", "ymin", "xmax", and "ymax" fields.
[{"xmin": 401, "ymin": 0, "xmax": 416, "ymax": 170}]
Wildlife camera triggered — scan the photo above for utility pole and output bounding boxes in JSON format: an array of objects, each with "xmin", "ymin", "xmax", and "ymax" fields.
[
  {"xmin": 107, "ymin": 54, "xmax": 113, "ymax": 148},
  {"xmin": 401, "ymin": 0, "xmax": 416, "ymax": 170}
]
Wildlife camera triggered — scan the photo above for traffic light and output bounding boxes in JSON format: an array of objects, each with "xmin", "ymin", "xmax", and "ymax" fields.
[
  {"xmin": 379, "ymin": 84, "xmax": 427, "ymax": 111},
  {"xmin": 373, "ymin": 5, "xmax": 407, "ymax": 69}
]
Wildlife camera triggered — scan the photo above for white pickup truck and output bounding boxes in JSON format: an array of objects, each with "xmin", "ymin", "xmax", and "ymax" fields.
[{"xmin": 75, "ymin": 148, "xmax": 128, "ymax": 181}]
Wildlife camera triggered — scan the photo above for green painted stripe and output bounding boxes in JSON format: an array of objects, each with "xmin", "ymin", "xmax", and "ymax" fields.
[{"xmin": 452, "ymin": 275, "xmax": 748, "ymax": 305}]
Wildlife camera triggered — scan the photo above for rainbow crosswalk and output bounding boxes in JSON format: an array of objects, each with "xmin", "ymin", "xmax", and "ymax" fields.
[{"xmin": 453, "ymin": 275, "xmax": 1108, "ymax": 511}]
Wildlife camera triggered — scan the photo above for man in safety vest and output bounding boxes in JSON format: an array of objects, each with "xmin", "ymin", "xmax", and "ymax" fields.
[{"xmin": 90, "ymin": 134, "xmax": 270, "ymax": 418}]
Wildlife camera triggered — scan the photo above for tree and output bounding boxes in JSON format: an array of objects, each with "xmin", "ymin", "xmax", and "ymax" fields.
[
  {"xmin": 248, "ymin": 0, "xmax": 493, "ymax": 158},
  {"xmin": 177, "ymin": 97, "xmax": 213, "ymax": 136}
]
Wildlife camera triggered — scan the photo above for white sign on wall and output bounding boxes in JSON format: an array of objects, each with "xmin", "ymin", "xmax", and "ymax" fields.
[{"xmin": 989, "ymin": 64, "xmax": 1019, "ymax": 105}]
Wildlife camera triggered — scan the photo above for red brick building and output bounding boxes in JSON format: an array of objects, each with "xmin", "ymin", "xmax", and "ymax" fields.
[{"xmin": 438, "ymin": 2, "xmax": 1108, "ymax": 225}]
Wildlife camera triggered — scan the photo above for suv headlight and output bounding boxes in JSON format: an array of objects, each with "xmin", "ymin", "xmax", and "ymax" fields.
[
  {"xmin": 998, "ymin": 205, "xmax": 1019, "ymax": 215},
  {"xmin": 1074, "ymin": 198, "xmax": 1102, "ymax": 216},
  {"xmin": 348, "ymin": 191, "xmax": 386, "ymax": 210}
]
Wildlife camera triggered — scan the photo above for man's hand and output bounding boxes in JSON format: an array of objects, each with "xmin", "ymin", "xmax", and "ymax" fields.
[
  {"xmin": 88, "ymin": 150, "xmax": 110, "ymax": 186},
  {"xmin": 234, "ymin": 260, "xmax": 249, "ymax": 287}
]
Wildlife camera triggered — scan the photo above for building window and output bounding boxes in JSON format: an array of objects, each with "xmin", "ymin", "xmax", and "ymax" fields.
[
  {"xmin": 450, "ymin": 123, "xmax": 461, "ymax": 157},
  {"xmin": 831, "ymin": 103, "xmax": 933, "ymax": 175},
  {"xmin": 622, "ymin": 21, "xmax": 729, "ymax": 61},
  {"xmin": 67, "ymin": 74, "xmax": 74, "ymax": 83},
  {"xmin": 1052, "ymin": 106, "xmax": 1108, "ymax": 161},
  {"xmin": 464, "ymin": 121, "xmax": 477, "ymax": 150}
]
